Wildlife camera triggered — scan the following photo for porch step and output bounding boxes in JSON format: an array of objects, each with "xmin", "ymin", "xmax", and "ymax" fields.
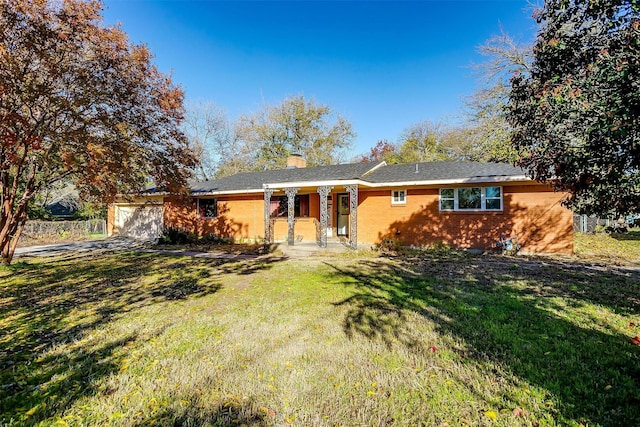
[{"xmin": 276, "ymin": 240, "xmax": 349, "ymax": 258}]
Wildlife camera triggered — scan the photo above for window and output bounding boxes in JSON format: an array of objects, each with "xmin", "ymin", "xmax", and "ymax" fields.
[
  {"xmin": 439, "ymin": 187, "xmax": 502, "ymax": 211},
  {"xmin": 198, "ymin": 199, "xmax": 218, "ymax": 218},
  {"xmin": 269, "ymin": 195, "xmax": 310, "ymax": 218},
  {"xmin": 485, "ymin": 186, "xmax": 502, "ymax": 210},
  {"xmin": 440, "ymin": 188, "xmax": 454, "ymax": 210},
  {"xmin": 391, "ymin": 189, "xmax": 406, "ymax": 205},
  {"xmin": 458, "ymin": 187, "xmax": 481, "ymax": 210}
]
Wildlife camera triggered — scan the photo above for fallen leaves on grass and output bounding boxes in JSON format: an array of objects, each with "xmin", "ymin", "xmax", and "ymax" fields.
[
  {"xmin": 632, "ymin": 336, "xmax": 640, "ymax": 345},
  {"xmin": 512, "ymin": 407, "xmax": 526, "ymax": 417},
  {"xmin": 484, "ymin": 410, "xmax": 497, "ymax": 421}
]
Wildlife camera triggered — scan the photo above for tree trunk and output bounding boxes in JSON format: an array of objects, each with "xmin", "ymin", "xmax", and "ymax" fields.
[
  {"xmin": 1, "ymin": 215, "xmax": 26, "ymax": 265},
  {"xmin": 0, "ymin": 197, "xmax": 29, "ymax": 265}
]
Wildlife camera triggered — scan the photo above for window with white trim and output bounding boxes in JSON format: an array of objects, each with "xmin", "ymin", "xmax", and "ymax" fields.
[
  {"xmin": 197, "ymin": 199, "xmax": 218, "ymax": 218},
  {"xmin": 440, "ymin": 188, "xmax": 455, "ymax": 210},
  {"xmin": 391, "ymin": 189, "xmax": 406, "ymax": 205},
  {"xmin": 439, "ymin": 187, "xmax": 502, "ymax": 211},
  {"xmin": 485, "ymin": 186, "xmax": 502, "ymax": 210}
]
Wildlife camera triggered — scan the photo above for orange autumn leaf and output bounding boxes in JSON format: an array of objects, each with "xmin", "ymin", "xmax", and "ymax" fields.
[{"xmin": 512, "ymin": 407, "xmax": 526, "ymax": 417}]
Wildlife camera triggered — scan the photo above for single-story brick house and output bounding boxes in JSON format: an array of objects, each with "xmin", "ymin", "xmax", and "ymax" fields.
[{"xmin": 107, "ymin": 155, "xmax": 574, "ymax": 253}]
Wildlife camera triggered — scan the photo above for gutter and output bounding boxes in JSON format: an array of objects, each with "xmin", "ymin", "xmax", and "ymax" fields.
[
  {"xmin": 185, "ymin": 175, "xmax": 535, "ymax": 197},
  {"xmin": 360, "ymin": 175, "xmax": 532, "ymax": 187},
  {"xmin": 191, "ymin": 189, "xmax": 265, "ymax": 197}
]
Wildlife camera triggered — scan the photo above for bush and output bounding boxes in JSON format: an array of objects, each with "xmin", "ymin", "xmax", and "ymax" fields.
[
  {"xmin": 199, "ymin": 233, "xmax": 234, "ymax": 245},
  {"xmin": 159, "ymin": 227, "xmax": 192, "ymax": 245},
  {"xmin": 158, "ymin": 228, "xmax": 235, "ymax": 245}
]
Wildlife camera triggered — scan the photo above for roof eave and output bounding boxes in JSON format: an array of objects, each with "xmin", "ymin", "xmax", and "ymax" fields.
[
  {"xmin": 361, "ymin": 175, "xmax": 533, "ymax": 187},
  {"xmin": 263, "ymin": 179, "xmax": 363, "ymax": 189},
  {"xmin": 123, "ymin": 175, "xmax": 534, "ymax": 198},
  {"xmin": 192, "ymin": 189, "xmax": 265, "ymax": 196}
]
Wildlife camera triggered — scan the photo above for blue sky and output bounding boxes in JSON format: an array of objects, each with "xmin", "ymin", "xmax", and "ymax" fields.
[{"xmin": 102, "ymin": 1, "xmax": 538, "ymax": 157}]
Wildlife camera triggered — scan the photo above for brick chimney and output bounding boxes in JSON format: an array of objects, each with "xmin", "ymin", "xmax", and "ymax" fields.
[{"xmin": 286, "ymin": 154, "xmax": 307, "ymax": 168}]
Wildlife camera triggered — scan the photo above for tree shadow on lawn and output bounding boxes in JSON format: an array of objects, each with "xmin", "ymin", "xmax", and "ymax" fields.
[
  {"xmin": 327, "ymin": 255, "xmax": 640, "ymax": 425},
  {"xmin": 138, "ymin": 397, "xmax": 269, "ymax": 426},
  {"xmin": 0, "ymin": 252, "xmax": 284, "ymax": 424},
  {"xmin": 611, "ymin": 229, "xmax": 640, "ymax": 241}
]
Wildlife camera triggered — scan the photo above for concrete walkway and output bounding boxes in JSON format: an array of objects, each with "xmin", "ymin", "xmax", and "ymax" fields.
[
  {"xmin": 138, "ymin": 248, "xmax": 265, "ymax": 260},
  {"xmin": 14, "ymin": 237, "xmax": 355, "ymax": 261},
  {"xmin": 14, "ymin": 237, "xmax": 147, "ymax": 257},
  {"xmin": 275, "ymin": 240, "xmax": 351, "ymax": 258}
]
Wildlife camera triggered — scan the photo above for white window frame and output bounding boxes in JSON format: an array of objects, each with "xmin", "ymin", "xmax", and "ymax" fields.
[
  {"xmin": 391, "ymin": 189, "xmax": 407, "ymax": 205},
  {"xmin": 484, "ymin": 186, "xmax": 502, "ymax": 211},
  {"xmin": 439, "ymin": 187, "xmax": 503, "ymax": 211},
  {"xmin": 197, "ymin": 198, "xmax": 218, "ymax": 218}
]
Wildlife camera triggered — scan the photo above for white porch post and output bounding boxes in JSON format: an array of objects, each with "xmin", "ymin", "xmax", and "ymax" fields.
[
  {"xmin": 344, "ymin": 184, "xmax": 358, "ymax": 249},
  {"xmin": 317, "ymin": 186, "xmax": 333, "ymax": 248}
]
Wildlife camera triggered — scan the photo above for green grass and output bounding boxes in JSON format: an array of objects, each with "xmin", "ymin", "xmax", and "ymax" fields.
[
  {"xmin": 1, "ymin": 247, "xmax": 639, "ymax": 426},
  {"xmin": 575, "ymin": 229, "xmax": 640, "ymax": 265}
]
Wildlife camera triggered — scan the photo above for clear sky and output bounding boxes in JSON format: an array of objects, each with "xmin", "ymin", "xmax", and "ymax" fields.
[{"xmin": 101, "ymin": 0, "xmax": 538, "ymax": 157}]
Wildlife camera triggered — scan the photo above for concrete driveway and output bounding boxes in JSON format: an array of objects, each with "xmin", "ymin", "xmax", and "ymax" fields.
[{"xmin": 14, "ymin": 237, "xmax": 147, "ymax": 258}]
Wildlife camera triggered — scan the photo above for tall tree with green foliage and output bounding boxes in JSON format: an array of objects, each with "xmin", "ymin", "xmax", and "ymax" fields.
[
  {"xmin": 0, "ymin": 0, "xmax": 195, "ymax": 264},
  {"xmin": 508, "ymin": 0, "xmax": 640, "ymax": 215},
  {"xmin": 233, "ymin": 95, "xmax": 355, "ymax": 171},
  {"xmin": 396, "ymin": 120, "xmax": 452, "ymax": 163},
  {"xmin": 465, "ymin": 29, "xmax": 532, "ymax": 163}
]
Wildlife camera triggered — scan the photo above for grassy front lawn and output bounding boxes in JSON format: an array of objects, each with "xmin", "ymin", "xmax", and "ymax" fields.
[
  {"xmin": 575, "ymin": 230, "xmax": 640, "ymax": 265},
  {"xmin": 1, "ymin": 250, "xmax": 639, "ymax": 426}
]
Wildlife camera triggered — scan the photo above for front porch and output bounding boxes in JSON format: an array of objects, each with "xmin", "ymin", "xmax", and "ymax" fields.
[{"xmin": 263, "ymin": 184, "xmax": 359, "ymax": 249}]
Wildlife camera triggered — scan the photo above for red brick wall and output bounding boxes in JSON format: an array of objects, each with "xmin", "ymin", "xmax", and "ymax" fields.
[
  {"xmin": 357, "ymin": 184, "xmax": 573, "ymax": 254},
  {"xmin": 163, "ymin": 192, "xmax": 321, "ymax": 242},
  {"xmin": 160, "ymin": 184, "xmax": 573, "ymax": 253},
  {"xmin": 164, "ymin": 194, "xmax": 265, "ymax": 240}
]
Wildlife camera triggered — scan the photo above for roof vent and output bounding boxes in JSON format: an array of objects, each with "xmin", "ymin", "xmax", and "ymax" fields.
[
  {"xmin": 415, "ymin": 163, "xmax": 419, "ymax": 174},
  {"xmin": 286, "ymin": 154, "xmax": 307, "ymax": 169}
]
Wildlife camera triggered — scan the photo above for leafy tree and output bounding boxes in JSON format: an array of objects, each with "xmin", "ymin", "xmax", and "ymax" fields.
[
  {"xmin": 464, "ymin": 29, "xmax": 532, "ymax": 163},
  {"xmin": 0, "ymin": 0, "xmax": 195, "ymax": 263},
  {"xmin": 357, "ymin": 139, "xmax": 398, "ymax": 163},
  {"xmin": 183, "ymin": 101, "xmax": 236, "ymax": 180},
  {"xmin": 396, "ymin": 120, "xmax": 450, "ymax": 162},
  {"xmin": 508, "ymin": 0, "xmax": 640, "ymax": 215},
  {"xmin": 357, "ymin": 121, "xmax": 493, "ymax": 165},
  {"xmin": 233, "ymin": 95, "xmax": 355, "ymax": 171},
  {"xmin": 395, "ymin": 120, "xmax": 480, "ymax": 163},
  {"xmin": 437, "ymin": 126, "xmax": 483, "ymax": 162},
  {"xmin": 463, "ymin": 82, "xmax": 519, "ymax": 162}
]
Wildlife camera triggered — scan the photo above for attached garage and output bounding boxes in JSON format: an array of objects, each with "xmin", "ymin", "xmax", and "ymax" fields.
[{"xmin": 113, "ymin": 203, "xmax": 164, "ymax": 241}]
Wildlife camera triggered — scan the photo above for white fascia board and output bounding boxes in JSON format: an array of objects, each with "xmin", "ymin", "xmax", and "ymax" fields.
[
  {"xmin": 202, "ymin": 175, "xmax": 533, "ymax": 195},
  {"xmin": 361, "ymin": 175, "xmax": 532, "ymax": 187},
  {"xmin": 112, "ymin": 200, "xmax": 163, "ymax": 206},
  {"xmin": 193, "ymin": 189, "xmax": 265, "ymax": 196},
  {"xmin": 263, "ymin": 179, "xmax": 362, "ymax": 190}
]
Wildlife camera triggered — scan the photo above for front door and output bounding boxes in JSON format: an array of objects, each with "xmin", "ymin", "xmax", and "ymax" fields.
[{"xmin": 337, "ymin": 194, "xmax": 349, "ymax": 236}]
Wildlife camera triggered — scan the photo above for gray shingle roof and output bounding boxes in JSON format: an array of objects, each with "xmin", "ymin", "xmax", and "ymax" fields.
[
  {"xmin": 191, "ymin": 161, "xmax": 528, "ymax": 194},
  {"xmin": 192, "ymin": 162, "xmax": 381, "ymax": 193},
  {"xmin": 363, "ymin": 161, "xmax": 526, "ymax": 183}
]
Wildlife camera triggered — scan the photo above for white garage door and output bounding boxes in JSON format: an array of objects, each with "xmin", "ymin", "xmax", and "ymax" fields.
[{"xmin": 114, "ymin": 205, "xmax": 163, "ymax": 241}]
